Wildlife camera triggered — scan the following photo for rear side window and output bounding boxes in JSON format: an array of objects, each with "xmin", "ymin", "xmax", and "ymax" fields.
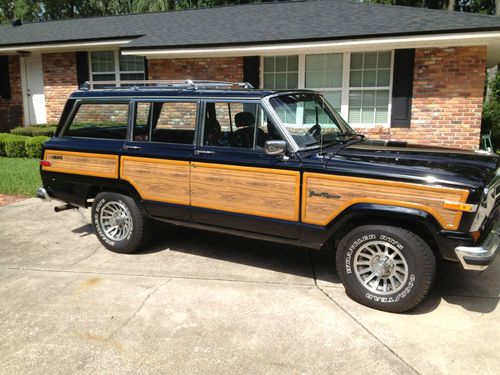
[
  {"xmin": 133, "ymin": 101, "xmax": 197, "ymax": 145},
  {"xmin": 63, "ymin": 102, "xmax": 129, "ymax": 140}
]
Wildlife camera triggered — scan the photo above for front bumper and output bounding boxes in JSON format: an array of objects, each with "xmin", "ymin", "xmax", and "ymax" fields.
[{"xmin": 455, "ymin": 219, "xmax": 499, "ymax": 271}]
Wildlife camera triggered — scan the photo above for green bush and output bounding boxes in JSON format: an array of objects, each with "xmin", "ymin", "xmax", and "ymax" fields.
[
  {"xmin": 25, "ymin": 136, "xmax": 49, "ymax": 159},
  {"xmin": 10, "ymin": 124, "xmax": 57, "ymax": 137},
  {"xmin": 482, "ymin": 70, "xmax": 500, "ymax": 152},
  {"xmin": 4, "ymin": 135, "xmax": 28, "ymax": 158},
  {"xmin": 0, "ymin": 133, "xmax": 10, "ymax": 156}
]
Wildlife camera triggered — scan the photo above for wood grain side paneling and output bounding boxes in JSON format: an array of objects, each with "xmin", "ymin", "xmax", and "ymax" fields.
[
  {"xmin": 190, "ymin": 162, "xmax": 300, "ymax": 221},
  {"xmin": 120, "ymin": 156, "xmax": 190, "ymax": 205},
  {"xmin": 42, "ymin": 150, "xmax": 118, "ymax": 179},
  {"xmin": 302, "ymin": 173, "xmax": 469, "ymax": 230}
]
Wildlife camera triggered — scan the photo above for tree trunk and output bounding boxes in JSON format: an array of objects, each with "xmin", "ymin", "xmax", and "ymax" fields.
[
  {"xmin": 447, "ymin": 0, "xmax": 455, "ymax": 11},
  {"xmin": 496, "ymin": 0, "xmax": 500, "ymax": 16}
]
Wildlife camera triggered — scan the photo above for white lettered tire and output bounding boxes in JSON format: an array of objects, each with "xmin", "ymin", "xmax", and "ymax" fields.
[
  {"xmin": 336, "ymin": 225, "xmax": 436, "ymax": 312},
  {"xmin": 92, "ymin": 192, "xmax": 150, "ymax": 254}
]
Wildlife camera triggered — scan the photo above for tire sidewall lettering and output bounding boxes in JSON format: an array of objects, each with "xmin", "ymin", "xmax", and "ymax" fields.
[{"xmin": 345, "ymin": 232, "xmax": 415, "ymax": 304}]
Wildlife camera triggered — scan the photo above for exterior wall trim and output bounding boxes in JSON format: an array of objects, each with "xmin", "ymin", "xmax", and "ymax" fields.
[{"xmin": 122, "ymin": 31, "xmax": 500, "ymax": 58}]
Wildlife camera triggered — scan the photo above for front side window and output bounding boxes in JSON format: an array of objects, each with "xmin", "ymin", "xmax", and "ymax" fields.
[
  {"xmin": 133, "ymin": 101, "xmax": 197, "ymax": 145},
  {"xmin": 203, "ymin": 102, "xmax": 282, "ymax": 149},
  {"xmin": 269, "ymin": 93, "xmax": 353, "ymax": 149},
  {"xmin": 90, "ymin": 51, "xmax": 145, "ymax": 88},
  {"xmin": 64, "ymin": 102, "xmax": 129, "ymax": 140}
]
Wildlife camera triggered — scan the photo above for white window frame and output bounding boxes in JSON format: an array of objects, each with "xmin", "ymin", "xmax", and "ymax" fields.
[
  {"xmin": 260, "ymin": 50, "xmax": 394, "ymax": 128},
  {"xmin": 88, "ymin": 50, "xmax": 145, "ymax": 88}
]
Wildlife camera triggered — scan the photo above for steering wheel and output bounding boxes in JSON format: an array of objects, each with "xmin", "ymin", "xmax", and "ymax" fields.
[{"xmin": 307, "ymin": 124, "xmax": 321, "ymax": 138}]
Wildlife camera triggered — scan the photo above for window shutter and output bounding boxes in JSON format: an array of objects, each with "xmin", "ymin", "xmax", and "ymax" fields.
[
  {"xmin": 75, "ymin": 51, "xmax": 89, "ymax": 88},
  {"xmin": 144, "ymin": 58, "xmax": 149, "ymax": 80},
  {"xmin": 390, "ymin": 49, "xmax": 415, "ymax": 128},
  {"xmin": 0, "ymin": 56, "xmax": 12, "ymax": 100},
  {"xmin": 243, "ymin": 56, "xmax": 260, "ymax": 89}
]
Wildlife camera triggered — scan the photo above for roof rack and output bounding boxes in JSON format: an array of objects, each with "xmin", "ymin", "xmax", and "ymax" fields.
[{"xmin": 80, "ymin": 80, "xmax": 254, "ymax": 90}]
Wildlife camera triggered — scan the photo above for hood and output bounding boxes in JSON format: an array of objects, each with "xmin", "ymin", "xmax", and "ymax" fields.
[{"xmin": 324, "ymin": 139, "xmax": 499, "ymax": 191}]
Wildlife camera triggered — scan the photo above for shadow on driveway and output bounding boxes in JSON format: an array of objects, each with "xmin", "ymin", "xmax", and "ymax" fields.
[{"xmin": 72, "ymin": 220, "xmax": 499, "ymax": 315}]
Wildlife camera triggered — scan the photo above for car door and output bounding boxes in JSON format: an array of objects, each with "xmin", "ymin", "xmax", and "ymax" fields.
[
  {"xmin": 190, "ymin": 99, "xmax": 301, "ymax": 239},
  {"xmin": 120, "ymin": 99, "xmax": 199, "ymax": 221}
]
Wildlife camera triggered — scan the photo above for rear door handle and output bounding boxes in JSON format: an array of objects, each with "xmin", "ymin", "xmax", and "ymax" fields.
[
  {"xmin": 194, "ymin": 150, "xmax": 216, "ymax": 155},
  {"xmin": 123, "ymin": 145, "xmax": 141, "ymax": 150}
]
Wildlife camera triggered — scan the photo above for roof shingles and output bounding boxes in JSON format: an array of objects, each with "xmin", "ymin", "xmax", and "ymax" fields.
[{"xmin": 0, "ymin": 0, "xmax": 499, "ymax": 49}]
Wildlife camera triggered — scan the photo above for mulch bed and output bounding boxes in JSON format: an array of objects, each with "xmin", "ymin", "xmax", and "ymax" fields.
[{"xmin": 0, "ymin": 194, "xmax": 26, "ymax": 207}]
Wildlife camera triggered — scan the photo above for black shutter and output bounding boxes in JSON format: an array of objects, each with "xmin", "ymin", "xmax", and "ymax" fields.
[
  {"xmin": 75, "ymin": 51, "xmax": 89, "ymax": 88},
  {"xmin": 0, "ymin": 56, "xmax": 12, "ymax": 100},
  {"xmin": 243, "ymin": 56, "xmax": 260, "ymax": 88},
  {"xmin": 390, "ymin": 49, "xmax": 415, "ymax": 128},
  {"xmin": 144, "ymin": 58, "xmax": 149, "ymax": 80}
]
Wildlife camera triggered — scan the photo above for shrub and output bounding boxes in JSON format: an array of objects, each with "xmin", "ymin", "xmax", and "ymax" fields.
[
  {"xmin": 25, "ymin": 136, "xmax": 49, "ymax": 159},
  {"xmin": 4, "ymin": 134, "xmax": 28, "ymax": 158},
  {"xmin": 482, "ymin": 70, "xmax": 500, "ymax": 152},
  {"xmin": 0, "ymin": 133, "xmax": 10, "ymax": 156},
  {"xmin": 10, "ymin": 124, "xmax": 57, "ymax": 137}
]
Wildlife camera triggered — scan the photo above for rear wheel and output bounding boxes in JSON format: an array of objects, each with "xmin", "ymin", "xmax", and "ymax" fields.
[
  {"xmin": 91, "ymin": 192, "xmax": 150, "ymax": 254},
  {"xmin": 336, "ymin": 225, "xmax": 436, "ymax": 313}
]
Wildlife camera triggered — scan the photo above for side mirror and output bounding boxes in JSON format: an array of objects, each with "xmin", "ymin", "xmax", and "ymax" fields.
[{"xmin": 265, "ymin": 140, "xmax": 287, "ymax": 156}]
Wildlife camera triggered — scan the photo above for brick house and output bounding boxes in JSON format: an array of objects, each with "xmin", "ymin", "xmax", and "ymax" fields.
[{"xmin": 0, "ymin": 0, "xmax": 499, "ymax": 149}]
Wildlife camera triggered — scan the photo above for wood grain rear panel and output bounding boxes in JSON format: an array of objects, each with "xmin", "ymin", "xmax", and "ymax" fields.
[
  {"xmin": 42, "ymin": 150, "xmax": 118, "ymax": 179},
  {"xmin": 302, "ymin": 173, "xmax": 469, "ymax": 230},
  {"xmin": 120, "ymin": 156, "xmax": 190, "ymax": 205},
  {"xmin": 191, "ymin": 162, "xmax": 300, "ymax": 221}
]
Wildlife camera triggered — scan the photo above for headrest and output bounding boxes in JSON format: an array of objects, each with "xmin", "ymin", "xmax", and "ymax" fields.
[{"xmin": 235, "ymin": 112, "xmax": 255, "ymax": 128}]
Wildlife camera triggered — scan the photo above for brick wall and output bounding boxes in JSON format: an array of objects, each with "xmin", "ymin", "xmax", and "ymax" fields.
[
  {"xmin": 148, "ymin": 57, "xmax": 244, "ymax": 82},
  {"xmin": 42, "ymin": 52, "xmax": 78, "ymax": 124},
  {"xmin": 0, "ymin": 56, "xmax": 23, "ymax": 131},
  {"xmin": 361, "ymin": 46, "xmax": 486, "ymax": 150}
]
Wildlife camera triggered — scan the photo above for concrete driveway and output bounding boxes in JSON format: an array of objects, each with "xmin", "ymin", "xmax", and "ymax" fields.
[{"xmin": 0, "ymin": 199, "xmax": 499, "ymax": 374}]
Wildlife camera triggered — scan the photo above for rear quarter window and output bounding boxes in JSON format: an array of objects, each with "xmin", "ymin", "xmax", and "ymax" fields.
[{"xmin": 63, "ymin": 102, "xmax": 129, "ymax": 140}]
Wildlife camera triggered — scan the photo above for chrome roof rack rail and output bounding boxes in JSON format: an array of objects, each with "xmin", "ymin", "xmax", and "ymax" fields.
[{"xmin": 80, "ymin": 80, "xmax": 254, "ymax": 90}]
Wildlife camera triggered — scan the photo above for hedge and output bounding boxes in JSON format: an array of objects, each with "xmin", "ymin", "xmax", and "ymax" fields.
[
  {"xmin": 10, "ymin": 124, "xmax": 57, "ymax": 137},
  {"xmin": 0, "ymin": 133, "xmax": 49, "ymax": 158}
]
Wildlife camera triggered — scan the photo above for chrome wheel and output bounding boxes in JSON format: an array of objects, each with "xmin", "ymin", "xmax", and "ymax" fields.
[
  {"xmin": 98, "ymin": 201, "xmax": 133, "ymax": 242},
  {"xmin": 353, "ymin": 240, "xmax": 409, "ymax": 295}
]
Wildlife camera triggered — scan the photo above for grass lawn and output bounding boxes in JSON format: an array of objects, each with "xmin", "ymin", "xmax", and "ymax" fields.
[{"xmin": 0, "ymin": 157, "xmax": 41, "ymax": 197}]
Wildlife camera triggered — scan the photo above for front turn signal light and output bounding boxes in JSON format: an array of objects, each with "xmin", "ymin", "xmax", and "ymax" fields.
[{"xmin": 443, "ymin": 201, "xmax": 476, "ymax": 212}]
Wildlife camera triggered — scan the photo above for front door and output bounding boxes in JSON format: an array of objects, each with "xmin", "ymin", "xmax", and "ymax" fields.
[
  {"xmin": 120, "ymin": 100, "xmax": 198, "ymax": 221},
  {"xmin": 20, "ymin": 53, "xmax": 47, "ymax": 125},
  {"xmin": 190, "ymin": 100, "xmax": 301, "ymax": 239}
]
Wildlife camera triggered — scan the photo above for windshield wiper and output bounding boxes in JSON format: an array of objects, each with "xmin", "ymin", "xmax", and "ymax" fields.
[{"xmin": 331, "ymin": 134, "xmax": 366, "ymax": 155}]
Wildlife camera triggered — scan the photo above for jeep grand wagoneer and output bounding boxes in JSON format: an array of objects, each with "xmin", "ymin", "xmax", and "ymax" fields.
[{"xmin": 38, "ymin": 80, "xmax": 499, "ymax": 312}]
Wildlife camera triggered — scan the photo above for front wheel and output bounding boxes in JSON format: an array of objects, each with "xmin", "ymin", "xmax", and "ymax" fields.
[
  {"xmin": 336, "ymin": 225, "xmax": 436, "ymax": 313},
  {"xmin": 91, "ymin": 192, "xmax": 150, "ymax": 254}
]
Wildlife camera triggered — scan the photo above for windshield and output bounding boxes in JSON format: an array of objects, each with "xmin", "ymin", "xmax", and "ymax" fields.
[{"xmin": 268, "ymin": 93, "xmax": 355, "ymax": 149}]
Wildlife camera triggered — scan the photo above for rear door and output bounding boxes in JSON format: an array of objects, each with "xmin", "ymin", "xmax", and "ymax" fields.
[
  {"xmin": 190, "ymin": 99, "xmax": 301, "ymax": 239},
  {"xmin": 120, "ymin": 99, "xmax": 199, "ymax": 220}
]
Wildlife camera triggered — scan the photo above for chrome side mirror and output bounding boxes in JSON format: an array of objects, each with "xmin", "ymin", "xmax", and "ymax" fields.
[{"xmin": 265, "ymin": 140, "xmax": 287, "ymax": 156}]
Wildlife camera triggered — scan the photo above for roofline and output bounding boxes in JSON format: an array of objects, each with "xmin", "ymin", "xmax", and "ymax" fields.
[
  {"xmin": 0, "ymin": 37, "xmax": 134, "ymax": 54},
  {"xmin": 121, "ymin": 30, "xmax": 500, "ymax": 58}
]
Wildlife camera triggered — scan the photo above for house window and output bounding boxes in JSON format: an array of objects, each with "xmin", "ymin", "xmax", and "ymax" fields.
[
  {"xmin": 261, "ymin": 51, "xmax": 393, "ymax": 127},
  {"xmin": 348, "ymin": 51, "xmax": 391, "ymax": 124},
  {"xmin": 263, "ymin": 56, "xmax": 298, "ymax": 89},
  {"xmin": 89, "ymin": 51, "xmax": 145, "ymax": 88},
  {"xmin": 305, "ymin": 53, "xmax": 343, "ymax": 112}
]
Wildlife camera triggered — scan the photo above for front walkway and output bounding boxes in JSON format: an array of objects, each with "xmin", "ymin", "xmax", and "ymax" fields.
[{"xmin": 0, "ymin": 199, "xmax": 498, "ymax": 374}]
